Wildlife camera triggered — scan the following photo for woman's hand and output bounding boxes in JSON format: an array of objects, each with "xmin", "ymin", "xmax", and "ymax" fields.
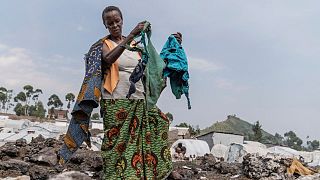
[
  {"xmin": 172, "ymin": 32, "xmax": 182, "ymax": 44},
  {"xmin": 129, "ymin": 22, "xmax": 145, "ymax": 37}
]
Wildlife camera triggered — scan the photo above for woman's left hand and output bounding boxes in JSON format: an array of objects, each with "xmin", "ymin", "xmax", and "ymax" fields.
[{"xmin": 172, "ymin": 32, "xmax": 182, "ymax": 44}]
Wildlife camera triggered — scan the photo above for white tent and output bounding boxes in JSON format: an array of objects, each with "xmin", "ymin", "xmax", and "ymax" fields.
[
  {"xmin": 268, "ymin": 146, "xmax": 320, "ymax": 166},
  {"xmin": 307, "ymin": 151, "xmax": 320, "ymax": 167},
  {"xmin": 211, "ymin": 144, "xmax": 228, "ymax": 160},
  {"xmin": 227, "ymin": 142, "xmax": 271, "ymax": 163},
  {"xmin": 267, "ymin": 146, "xmax": 300, "ymax": 158},
  {"xmin": 170, "ymin": 139, "xmax": 210, "ymax": 159}
]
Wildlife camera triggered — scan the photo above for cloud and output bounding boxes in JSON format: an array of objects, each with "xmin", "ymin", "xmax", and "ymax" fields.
[
  {"xmin": 0, "ymin": 43, "xmax": 79, "ymax": 96},
  {"xmin": 188, "ymin": 57, "xmax": 223, "ymax": 72},
  {"xmin": 214, "ymin": 77, "xmax": 250, "ymax": 92}
]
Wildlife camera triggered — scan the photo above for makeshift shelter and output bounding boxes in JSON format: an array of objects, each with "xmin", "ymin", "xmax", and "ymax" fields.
[
  {"xmin": 268, "ymin": 146, "xmax": 300, "ymax": 158},
  {"xmin": 226, "ymin": 142, "xmax": 270, "ymax": 163},
  {"xmin": 170, "ymin": 139, "xmax": 210, "ymax": 160},
  {"xmin": 211, "ymin": 144, "xmax": 228, "ymax": 160}
]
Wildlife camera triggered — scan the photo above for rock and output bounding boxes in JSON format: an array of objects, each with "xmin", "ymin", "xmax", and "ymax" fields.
[
  {"xmin": 28, "ymin": 165, "xmax": 52, "ymax": 180},
  {"xmin": 243, "ymin": 154, "xmax": 289, "ymax": 179},
  {"xmin": 0, "ymin": 170, "xmax": 23, "ymax": 179},
  {"xmin": 15, "ymin": 139, "xmax": 27, "ymax": 147},
  {"xmin": 31, "ymin": 135, "xmax": 46, "ymax": 144},
  {"xmin": 44, "ymin": 138, "xmax": 57, "ymax": 147},
  {"xmin": 214, "ymin": 161, "xmax": 242, "ymax": 175},
  {"xmin": 0, "ymin": 159, "xmax": 30, "ymax": 174},
  {"xmin": 18, "ymin": 147, "xmax": 29, "ymax": 158},
  {"xmin": 30, "ymin": 147, "xmax": 58, "ymax": 166},
  {"xmin": 1, "ymin": 144, "xmax": 19, "ymax": 157},
  {"xmin": 168, "ymin": 170, "xmax": 184, "ymax": 180}
]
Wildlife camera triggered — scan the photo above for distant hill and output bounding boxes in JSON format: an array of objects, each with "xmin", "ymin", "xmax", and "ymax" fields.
[{"xmin": 200, "ymin": 115, "xmax": 277, "ymax": 144}]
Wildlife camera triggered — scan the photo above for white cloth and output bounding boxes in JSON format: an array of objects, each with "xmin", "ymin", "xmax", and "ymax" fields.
[{"xmin": 102, "ymin": 40, "xmax": 145, "ymax": 99}]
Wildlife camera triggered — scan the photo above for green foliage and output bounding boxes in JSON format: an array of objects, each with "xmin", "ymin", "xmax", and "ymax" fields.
[
  {"xmin": 274, "ymin": 133, "xmax": 284, "ymax": 145},
  {"xmin": 14, "ymin": 85, "xmax": 43, "ymax": 116},
  {"xmin": 307, "ymin": 140, "xmax": 320, "ymax": 151},
  {"xmin": 28, "ymin": 101, "xmax": 46, "ymax": 118},
  {"xmin": 14, "ymin": 103, "xmax": 26, "ymax": 116},
  {"xmin": 23, "ymin": 85, "xmax": 33, "ymax": 99},
  {"xmin": 32, "ymin": 89, "xmax": 43, "ymax": 103},
  {"xmin": 0, "ymin": 87, "xmax": 14, "ymax": 113},
  {"xmin": 284, "ymin": 131, "xmax": 303, "ymax": 151},
  {"xmin": 47, "ymin": 94, "xmax": 63, "ymax": 109},
  {"xmin": 14, "ymin": 92, "xmax": 27, "ymax": 103},
  {"xmin": 91, "ymin": 113, "xmax": 100, "ymax": 120},
  {"xmin": 252, "ymin": 121, "xmax": 263, "ymax": 142},
  {"xmin": 65, "ymin": 93, "xmax": 75, "ymax": 110}
]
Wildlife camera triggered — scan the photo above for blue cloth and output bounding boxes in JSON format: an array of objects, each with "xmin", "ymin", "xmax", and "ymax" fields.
[{"xmin": 160, "ymin": 35, "xmax": 191, "ymax": 109}]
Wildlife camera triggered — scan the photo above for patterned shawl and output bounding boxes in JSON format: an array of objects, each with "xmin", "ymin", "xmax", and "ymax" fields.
[{"xmin": 58, "ymin": 38, "xmax": 104, "ymax": 163}]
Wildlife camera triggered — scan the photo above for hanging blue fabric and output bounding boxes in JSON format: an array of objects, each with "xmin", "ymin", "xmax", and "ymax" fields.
[{"xmin": 160, "ymin": 35, "xmax": 191, "ymax": 109}]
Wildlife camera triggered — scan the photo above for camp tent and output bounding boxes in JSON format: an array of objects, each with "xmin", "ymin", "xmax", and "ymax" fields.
[
  {"xmin": 211, "ymin": 144, "xmax": 228, "ymax": 160},
  {"xmin": 170, "ymin": 139, "xmax": 210, "ymax": 159},
  {"xmin": 226, "ymin": 141, "xmax": 270, "ymax": 163}
]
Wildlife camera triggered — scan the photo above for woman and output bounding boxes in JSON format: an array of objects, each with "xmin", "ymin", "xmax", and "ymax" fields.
[
  {"xmin": 100, "ymin": 6, "xmax": 181, "ymax": 179},
  {"xmin": 59, "ymin": 5, "xmax": 181, "ymax": 179}
]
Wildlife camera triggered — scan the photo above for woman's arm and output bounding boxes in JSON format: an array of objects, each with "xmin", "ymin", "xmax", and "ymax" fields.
[{"xmin": 102, "ymin": 22, "xmax": 145, "ymax": 65}]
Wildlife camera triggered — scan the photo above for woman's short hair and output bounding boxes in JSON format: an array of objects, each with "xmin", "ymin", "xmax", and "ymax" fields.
[{"xmin": 102, "ymin": 6, "xmax": 123, "ymax": 21}]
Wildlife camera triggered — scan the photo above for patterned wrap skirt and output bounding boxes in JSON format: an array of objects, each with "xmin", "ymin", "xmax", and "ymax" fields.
[{"xmin": 100, "ymin": 99, "xmax": 172, "ymax": 180}]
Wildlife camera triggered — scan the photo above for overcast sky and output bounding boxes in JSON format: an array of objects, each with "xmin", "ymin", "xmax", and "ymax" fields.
[{"xmin": 1, "ymin": 0, "xmax": 320, "ymax": 141}]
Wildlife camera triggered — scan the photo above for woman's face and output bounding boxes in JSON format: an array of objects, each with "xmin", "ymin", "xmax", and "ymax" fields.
[{"xmin": 103, "ymin": 10, "xmax": 123, "ymax": 37}]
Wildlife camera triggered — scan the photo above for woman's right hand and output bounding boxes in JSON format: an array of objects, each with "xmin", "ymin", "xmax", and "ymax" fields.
[{"xmin": 129, "ymin": 22, "xmax": 145, "ymax": 37}]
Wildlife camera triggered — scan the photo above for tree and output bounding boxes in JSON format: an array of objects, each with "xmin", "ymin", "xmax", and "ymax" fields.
[
  {"xmin": 47, "ymin": 94, "xmax": 63, "ymax": 109},
  {"xmin": 307, "ymin": 140, "xmax": 320, "ymax": 151},
  {"xmin": 252, "ymin": 121, "xmax": 262, "ymax": 142},
  {"xmin": 65, "ymin": 93, "xmax": 75, "ymax": 110},
  {"xmin": 14, "ymin": 103, "xmax": 26, "ymax": 116},
  {"xmin": 284, "ymin": 131, "xmax": 303, "ymax": 151},
  {"xmin": 32, "ymin": 88, "xmax": 43, "ymax": 105},
  {"xmin": 91, "ymin": 113, "xmax": 100, "ymax": 120},
  {"xmin": 0, "ymin": 87, "xmax": 14, "ymax": 113},
  {"xmin": 23, "ymin": 85, "xmax": 34, "ymax": 115},
  {"xmin": 274, "ymin": 133, "xmax": 284, "ymax": 145},
  {"xmin": 28, "ymin": 101, "xmax": 46, "ymax": 118},
  {"xmin": 0, "ymin": 91, "xmax": 5, "ymax": 111},
  {"xmin": 14, "ymin": 92, "xmax": 27, "ymax": 116}
]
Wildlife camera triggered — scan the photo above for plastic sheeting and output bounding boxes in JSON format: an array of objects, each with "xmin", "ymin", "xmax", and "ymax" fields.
[
  {"xmin": 227, "ymin": 142, "xmax": 270, "ymax": 163},
  {"xmin": 170, "ymin": 139, "xmax": 210, "ymax": 159},
  {"xmin": 211, "ymin": 144, "xmax": 228, "ymax": 160},
  {"xmin": 268, "ymin": 147, "xmax": 320, "ymax": 167},
  {"xmin": 307, "ymin": 151, "xmax": 320, "ymax": 167}
]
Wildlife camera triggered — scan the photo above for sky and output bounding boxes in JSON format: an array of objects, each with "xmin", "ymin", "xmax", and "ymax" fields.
[{"xmin": 1, "ymin": 0, "xmax": 320, "ymax": 141}]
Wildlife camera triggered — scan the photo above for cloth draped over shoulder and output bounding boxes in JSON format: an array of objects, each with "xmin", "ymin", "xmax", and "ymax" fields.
[
  {"xmin": 160, "ymin": 35, "xmax": 191, "ymax": 109},
  {"xmin": 103, "ymin": 38, "xmax": 119, "ymax": 94},
  {"xmin": 58, "ymin": 38, "xmax": 104, "ymax": 163}
]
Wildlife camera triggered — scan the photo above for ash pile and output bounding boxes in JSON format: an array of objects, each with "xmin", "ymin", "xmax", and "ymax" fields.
[{"xmin": 0, "ymin": 135, "xmax": 103, "ymax": 180}]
